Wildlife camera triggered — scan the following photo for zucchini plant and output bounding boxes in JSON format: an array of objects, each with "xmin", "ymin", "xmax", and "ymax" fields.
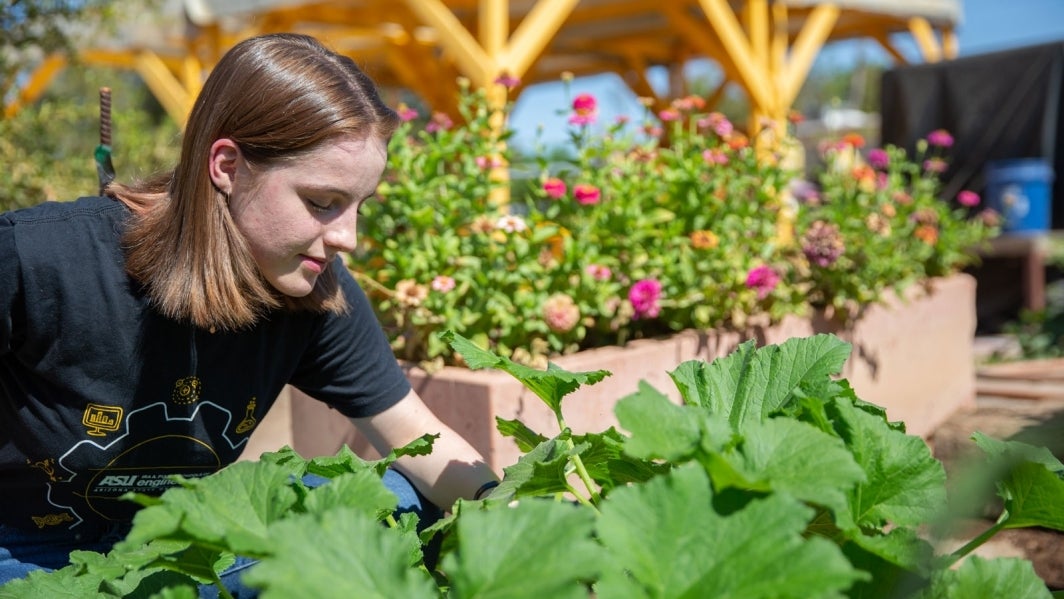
[{"xmin": 2, "ymin": 333, "xmax": 1062, "ymax": 598}]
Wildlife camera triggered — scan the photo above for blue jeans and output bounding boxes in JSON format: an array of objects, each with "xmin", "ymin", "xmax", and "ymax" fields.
[{"xmin": 0, "ymin": 469, "xmax": 440, "ymax": 598}]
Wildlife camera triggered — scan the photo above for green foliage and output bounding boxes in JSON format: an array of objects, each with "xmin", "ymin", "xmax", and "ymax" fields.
[
  {"xmin": 3, "ymin": 333, "xmax": 1060, "ymax": 597},
  {"xmin": 1, "ymin": 66, "xmax": 180, "ymax": 212},
  {"xmin": 355, "ymin": 83, "xmax": 998, "ymax": 368}
]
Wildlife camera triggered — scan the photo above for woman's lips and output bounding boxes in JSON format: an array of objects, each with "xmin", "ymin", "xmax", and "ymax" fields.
[{"xmin": 301, "ymin": 255, "xmax": 327, "ymax": 274}]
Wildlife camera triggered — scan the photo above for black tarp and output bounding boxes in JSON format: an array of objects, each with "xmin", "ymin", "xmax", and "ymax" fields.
[{"xmin": 881, "ymin": 40, "xmax": 1064, "ymax": 228}]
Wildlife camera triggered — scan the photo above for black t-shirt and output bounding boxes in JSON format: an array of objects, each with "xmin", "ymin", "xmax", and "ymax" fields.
[{"xmin": 0, "ymin": 196, "xmax": 410, "ymax": 533}]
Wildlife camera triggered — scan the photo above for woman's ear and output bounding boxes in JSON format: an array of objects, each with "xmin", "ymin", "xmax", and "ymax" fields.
[{"xmin": 207, "ymin": 138, "xmax": 241, "ymax": 194}]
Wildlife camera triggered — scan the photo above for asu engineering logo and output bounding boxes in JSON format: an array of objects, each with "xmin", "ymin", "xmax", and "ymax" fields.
[{"xmin": 46, "ymin": 401, "xmax": 250, "ymax": 528}]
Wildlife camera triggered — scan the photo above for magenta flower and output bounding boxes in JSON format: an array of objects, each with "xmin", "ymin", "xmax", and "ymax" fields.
[
  {"xmin": 957, "ymin": 190, "xmax": 981, "ymax": 207},
  {"xmin": 927, "ymin": 129, "xmax": 954, "ymax": 148},
  {"xmin": 494, "ymin": 73, "xmax": 521, "ymax": 89},
  {"xmin": 543, "ymin": 177, "xmax": 567, "ymax": 199},
  {"xmin": 569, "ymin": 93, "xmax": 598, "ymax": 126},
  {"xmin": 629, "ymin": 279, "xmax": 663, "ymax": 319},
  {"xmin": 867, "ymin": 148, "xmax": 889, "ymax": 169},
  {"xmin": 745, "ymin": 265, "xmax": 780, "ymax": 300},
  {"xmin": 573, "ymin": 184, "xmax": 601, "ymax": 205}
]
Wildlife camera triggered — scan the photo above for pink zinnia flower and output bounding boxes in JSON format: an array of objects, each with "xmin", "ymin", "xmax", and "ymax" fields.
[
  {"xmin": 569, "ymin": 93, "xmax": 598, "ymax": 125},
  {"xmin": 431, "ymin": 275, "xmax": 456, "ymax": 293},
  {"xmin": 573, "ymin": 184, "xmax": 601, "ymax": 205},
  {"xmin": 475, "ymin": 155, "xmax": 503, "ymax": 170},
  {"xmin": 924, "ymin": 158, "xmax": 948, "ymax": 173},
  {"xmin": 868, "ymin": 148, "xmax": 889, "ymax": 169},
  {"xmin": 745, "ymin": 265, "xmax": 780, "ymax": 300},
  {"xmin": 957, "ymin": 190, "xmax": 981, "ymax": 207},
  {"xmin": 543, "ymin": 294, "xmax": 580, "ymax": 333},
  {"xmin": 494, "ymin": 73, "xmax": 520, "ymax": 89},
  {"xmin": 658, "ymin": 108, "xmax": 681, "ymax": 122},
  {"xmin": 629, "ymin": 278, "xmax": 663, "ymax": 320},
  {"xmin": 927, "ymin": 129, "xmax": 954, "ymax": 148},
  {"xmin": 543, "ymin": 177, "xmax": 567, "ymax": 199},
  {"xmin": 397, "ymin": 104, "xmax": 419, "ymax": 122},
  {"xmin": 585, "ymin": 263, "xmax": 612, "ymax": 281},
  {"xmin": 425, "ymin": 112, "xmax": 453, "ymax": 133},
  {"xmin": 697, "ymin": 112, "xmax": 733, "ymax": 138},
  {"xmin": 702, "ymin": 149, "xmax": 728, "ymax": 165}
]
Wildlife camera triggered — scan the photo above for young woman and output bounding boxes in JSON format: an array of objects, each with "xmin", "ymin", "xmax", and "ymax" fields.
[{"xmin": 0, "ymin": 33, "xmax": 497, "ymax": 588}]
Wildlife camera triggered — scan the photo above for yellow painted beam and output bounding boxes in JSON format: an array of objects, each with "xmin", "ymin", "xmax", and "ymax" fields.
[
  {"xmin": 499, "ymin": 0, "xmax": 579, "ymax": 79},
  {"xmin": 134, "ymin": 50, "xmax": 194, "ymax": 125},
  {"xmin": 622, "ymin": 52, "xmax": 665, "ymax": 113},
  {"xmin": 181, "ymin": 54, "xmax": 203, "ymax": 99},
  {"xmin": 770, "ymin": 1, "xmax": 788, "ymax": 85},
  {"xmin": 743, "ymin": 0, "xmax": 770, "ymax": 73},
  {"xmin": 942, "ymin": 27, "xmax": 958, "ymax": 59},
  {"xmin": 400, "ymin": 0, "xmax": 493, "ymax": 87},
  {"xmin": 4, "ymin": 54, "xmax": 67, "ymax": 119},
  {"xmin": 479, "ymin": 0, "xmax": 507, "ymax": 57},
  {"xmin": 908, "ymin": 16, "xmax": 942, "ymax": 62},
  {"xmin": 779, "ymin": 3, "xmax": 839, "ymax": 108},
  {"xmin": 870, "ymin": 31, "xmax": 910, "ymax": 64},
  {"xmin": 661, "ymin": 4, "xmax": 743, "ymax": 88},
  {"xmin": 696, "ymin": 0, "xmax": 776, "ymax": 116}
]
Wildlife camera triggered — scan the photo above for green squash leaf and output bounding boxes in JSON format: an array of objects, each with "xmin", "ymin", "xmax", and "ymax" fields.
[
  {"xmin": 596, "ymin": 463, "xmax": 866, "ymax": 598},
  {"xmin": 242, "ymin": 509, "xmax": 437, "ymax": 598},
  {"xmin": 440, "ymin": 330, "xmax": 609, "ymax": 415},
  {"xmin": 443, "ymin": 500, "xmax": 601, "ymax": 599}
]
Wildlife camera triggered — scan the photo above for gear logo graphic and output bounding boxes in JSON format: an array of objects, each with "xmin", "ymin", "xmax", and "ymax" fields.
[{"xmin": 49, "ymin": 401, "xmax": 247, "ymax": 528}]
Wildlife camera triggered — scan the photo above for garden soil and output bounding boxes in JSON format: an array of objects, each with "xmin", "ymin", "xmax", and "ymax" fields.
[{"xmin": 927, "ymin": 379, "xmax": 1064, "ymax": 590}]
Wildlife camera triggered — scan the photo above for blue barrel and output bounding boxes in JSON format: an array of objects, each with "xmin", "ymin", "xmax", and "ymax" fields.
[{"xmin": 984, "ymin": 159, "xmax": 1055, "ymax": 233}]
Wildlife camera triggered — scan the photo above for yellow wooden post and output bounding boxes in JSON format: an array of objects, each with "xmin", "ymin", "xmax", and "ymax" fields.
[
  {"xmin": 3, "ymin": 54, "xmax": 67, "ymax": 119},
  {"xmin": 908, "ymin": 16, "xmax": 943, "ymax": 63},
  {"xmin": 696, "ymin": 0, "xmax": 776, "ymax": 122},
  {"xmin": 133, "ymin": 50, "xmax": 195, "ymax": 125}
]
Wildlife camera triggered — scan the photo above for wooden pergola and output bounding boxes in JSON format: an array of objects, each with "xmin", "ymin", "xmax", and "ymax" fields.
[{"xmin": 6, "ymin": 0, "xmax": 962, "ymax": 130}]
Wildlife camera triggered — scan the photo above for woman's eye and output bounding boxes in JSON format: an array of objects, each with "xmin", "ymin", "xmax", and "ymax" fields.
[{"xmin": 307, "ymin": 199, "xmax": 332, "ymax": 213}]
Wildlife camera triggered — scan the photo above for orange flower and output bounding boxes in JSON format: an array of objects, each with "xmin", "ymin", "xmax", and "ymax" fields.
[
  {"xmin": 914, "ymin": 224, "xmax": 939, "ymax": 245},
  {"xmin": 842, "ymin": 132, "xmax": 865, "ymax": 148},
  {"xmin": 690, "ymin": 230, "xmax": 719, "ymax": 249}
]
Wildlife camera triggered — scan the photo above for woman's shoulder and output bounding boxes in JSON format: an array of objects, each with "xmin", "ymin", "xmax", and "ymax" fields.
[{"xmin": 2, "ymin": 196, "xmax": 127, "ymax": 227}]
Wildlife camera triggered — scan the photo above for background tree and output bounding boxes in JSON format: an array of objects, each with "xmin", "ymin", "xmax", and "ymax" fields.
[{"xmin": 1, "ymin": 0, "xmax": 179, "ymax": 212}]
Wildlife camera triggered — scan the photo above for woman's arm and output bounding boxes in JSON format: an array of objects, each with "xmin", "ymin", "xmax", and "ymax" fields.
[{"xmin": 351, "ymin": 389, "xmax": 499, "ymax": 510}]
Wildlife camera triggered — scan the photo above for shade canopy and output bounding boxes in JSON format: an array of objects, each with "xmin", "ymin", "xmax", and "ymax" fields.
[{"xmin": 7, "ymin": 0, "xmax": 962, "ymax": 126}]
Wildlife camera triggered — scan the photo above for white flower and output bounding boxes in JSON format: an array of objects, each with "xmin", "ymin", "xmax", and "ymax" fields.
[{"xmin": 495, "ymin": 214, "xmax": 527, "ymax": 233}]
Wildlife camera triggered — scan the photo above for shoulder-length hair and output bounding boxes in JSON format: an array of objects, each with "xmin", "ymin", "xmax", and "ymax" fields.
[{"xmin": 109, "ymin": 33, "xmax": 399, "ymax": 331}]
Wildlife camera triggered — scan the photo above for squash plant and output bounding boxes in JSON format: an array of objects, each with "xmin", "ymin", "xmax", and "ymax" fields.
[{"xmin": 2, "ymin": 333, "xmax": 1062, "ymax": 598}]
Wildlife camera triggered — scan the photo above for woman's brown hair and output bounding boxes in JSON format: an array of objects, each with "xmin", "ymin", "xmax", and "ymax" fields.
[{"xmin": 109, "ymin": 33, "xmax": 399, "ymax": 331}]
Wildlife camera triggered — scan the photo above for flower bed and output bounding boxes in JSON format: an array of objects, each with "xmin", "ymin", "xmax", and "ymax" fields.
[
  {"xmin": 257, "ymin": 272, "xmax": 977, "ymax": 470},
  {"xmin": 355, "ymin": 79, "xmax": 998, "ymax": 372}
]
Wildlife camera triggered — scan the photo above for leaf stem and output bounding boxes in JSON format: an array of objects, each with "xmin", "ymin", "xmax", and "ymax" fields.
[
  {"xmin": 564, "ymin": 481, "xmax": 599, "ymax": 513},
  {"xmin": 941, "ymin": 516, "xmax": 1009, "ymax": 568}
]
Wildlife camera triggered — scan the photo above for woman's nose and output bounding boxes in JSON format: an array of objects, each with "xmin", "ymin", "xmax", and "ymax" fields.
[{"xmin": 323, "ymin": 210, "xmax": 358, "ymax": 252}]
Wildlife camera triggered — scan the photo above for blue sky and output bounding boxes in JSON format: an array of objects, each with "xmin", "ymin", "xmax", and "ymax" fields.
[{"xmin": 509, "ymin": 0, "xmax": 1064, "ymax": 149}]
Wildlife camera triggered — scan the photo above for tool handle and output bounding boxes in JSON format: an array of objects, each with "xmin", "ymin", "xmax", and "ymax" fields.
[{"xmin": 99, "ymin": 87, "xmax": 112, "ymax": 147}]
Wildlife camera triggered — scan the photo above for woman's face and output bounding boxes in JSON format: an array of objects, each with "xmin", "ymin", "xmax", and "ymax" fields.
[{"xmin": 227, "ymin": 135, "xmax": 387, "ymax": 297}]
